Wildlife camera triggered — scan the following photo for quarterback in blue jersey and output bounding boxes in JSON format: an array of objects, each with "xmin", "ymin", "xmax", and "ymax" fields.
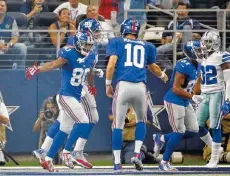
[
  {"xmin": 153, "ymin": 40, "xmax": 205, "ymax": 171},
  {"xmin": 32, "ymin": 18, "xmax": 103, "ymax": 170},
  {"xmin": 105, "ymin": 18, "xmax": 168, "ymax": 172},
  {"xmin": 26, "ymin": 31, "xmax": 96, "ymax": 172}
]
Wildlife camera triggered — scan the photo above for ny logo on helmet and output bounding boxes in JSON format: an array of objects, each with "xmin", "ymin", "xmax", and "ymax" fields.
[{"xmin": 84, "ymin": 22, "xmax": 92, "ymax": 28}]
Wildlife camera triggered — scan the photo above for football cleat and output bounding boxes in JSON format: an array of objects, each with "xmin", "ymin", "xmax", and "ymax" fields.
[
  {"xmin": 131, "ymin": 153, "xmax": 143, "ymax": 171},
  {"xmin": 59, "ymin": 151, "xmax": 75, "ymax": 169},
  {"xmin": 32, "ymin": 149, "xmax": 47, "ymax": 168},
  {"xmin": 114, "ymin": 163, "xmax": 122, "ymax": 172},
  {"xmin": 41, "ymin": 159, "xmax": 57, "ymax": 172},
  {"xmin": 158, "ymin": 161, "xmax": 178, "ymax": 171},
  {"xmin": 72, "ymin": 150, "xmax": 93, "ymax": 169}
]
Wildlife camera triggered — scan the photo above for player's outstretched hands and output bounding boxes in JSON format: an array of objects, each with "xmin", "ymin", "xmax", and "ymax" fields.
[
  {"xmin": 88, "ymin": 85, "xmax": 97, "ymax": 96},
  {"xmin": 106, "ymin": 85, "xmax": 114, "ymax": 98},
  {"xmin": 160, "ymin": 69, "xmax": 168, "ymax": 83},
  {"xmin": 25, "ymin": 62, "xmax": 39, "ymax": 80},
  {"xmin": 221, "ymin": 100, "xmax": 230, "ymax": 117},
  {"xmin": 192, "ymin": 95, "xmax": 204, "ymax": 105},
  {"xmin": 94, "ymin": 68, "xmax": 104, "ymax": 78}
]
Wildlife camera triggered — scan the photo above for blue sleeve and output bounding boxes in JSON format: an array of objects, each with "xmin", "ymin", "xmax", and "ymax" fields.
[
  {"xmin": 192, "ymin": 19, "xmax": 200, "ymax": 29},
  {"xmin": 58, "ymin": 48, "xmax": 70, "ymax": 61},
  {"xmin": 175, "ymin": 61, "xmax": 187, "ymax": 75},
  {"xmin": 222, "ymin": 53, "xmax": 230, "ymax": 64},
  {"xmin": 105, "ymin": 38, "xmax": 118, "ymax": 58},
  {"xmin": 20, "ymin": 4, "xmax": 30, "ymax": 14},
  {"xmin": 146, "ymin": 43, "xmax": 156, "ymax": 65}
]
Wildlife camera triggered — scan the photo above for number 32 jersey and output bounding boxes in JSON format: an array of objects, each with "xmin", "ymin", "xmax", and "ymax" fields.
[
  {"xmin": 201, "ymin": 51, "xmax": 230, "ymax": 93},
  {"xmin": 58, "ymin": 46, "xmax": 96, "ymax": 101},
  {"xmin": 105, "ymin": 37, "xmax": 156, "ymax": 85}
]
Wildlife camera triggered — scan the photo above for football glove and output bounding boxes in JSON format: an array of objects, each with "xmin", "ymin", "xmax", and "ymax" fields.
[
  {"xmin": 192, "ymin": 95, "xmax": 204, "ymax": 105},
  {"xmin": 25, "ymin": 62, "xmax": 39, "ymax": 80}
]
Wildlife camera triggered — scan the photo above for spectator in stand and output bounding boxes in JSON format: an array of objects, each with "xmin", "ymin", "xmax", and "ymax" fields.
[
  {"xmin": 53, "ymin": 0, "xmax": 87, "ymax": 26},
  {"xmin": 77, "ymin": 5, "xmax": 115, "ymax": 44},
  {"xmin": 156, "ymin": 1, "xmax": 200, "ymax": 70},
  {"xmin": 98, "ymin": 0, "xmax": 118, "ymax": 26},
  {"xmin": 49, "ymin": 8, "xmax": 76, "ymax": 48},
  {"xmin": 0, "ymin": 0, "xmax": 27, "ymax": 69},
  {"xmin": 117, "ymin": 0, "xmax": 152, "ymax": 38},
  {"xmin": 20, "ymin": 0, "xmax": 49, "ymax": 21}
]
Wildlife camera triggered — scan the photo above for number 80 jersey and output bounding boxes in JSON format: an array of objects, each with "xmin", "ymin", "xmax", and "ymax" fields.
[
  {"xmin": 201, "ymin": 51, "xmax": 230, "ymax": 93},
  {"xmin": 58, "ymin": 46, "xmax": 96, "ymax": 101},
  {"xmin": 105, "ymin": 37, "xmax": 156, "ymax": 85}
]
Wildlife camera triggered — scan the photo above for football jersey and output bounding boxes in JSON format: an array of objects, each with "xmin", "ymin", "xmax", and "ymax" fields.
[
  {"xmin": 57, "ymin": 46, "xmax": 96, "ymax": 101},
  {"xmin": 164, "ymin": 58, "xmax": 201, "ymax": 107},
  {"xmin": 105, "ymin": 37, "xmax": 156, "ymax": 85},
  {"xmin": 201, "ymin": 51, "xmax": 230, "ymax": 93}
]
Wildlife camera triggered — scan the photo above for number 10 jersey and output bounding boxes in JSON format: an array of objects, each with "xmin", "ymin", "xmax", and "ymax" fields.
[
  {"xmin": 201, "ymin": 51, "xmax": 230, "ymax": 93},
  {"xmin": 105, "ymin": 37, "xmax": 156, "ymax": 85}
]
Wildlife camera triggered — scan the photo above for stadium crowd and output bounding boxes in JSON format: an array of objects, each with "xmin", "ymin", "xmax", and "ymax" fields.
[{"xmin": 0, "ymin": 0, "xmax": 229, "ymax": 69}]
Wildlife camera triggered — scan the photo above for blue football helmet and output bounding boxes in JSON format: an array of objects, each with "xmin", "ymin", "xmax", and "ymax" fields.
[
  {"xmin": 74, "ymin": 31, "xmax": 94, "ymax": 56},
  {"xmin": 183, "ymin": 40, "xmax": 206, "ymax": 63},
  {"xmin": 78, "ymin": 18, "xmax": 101, "ymax": 42},
  {"xmin": 120, "ymin": 18, "xmax": 140, "ymax": 38}
]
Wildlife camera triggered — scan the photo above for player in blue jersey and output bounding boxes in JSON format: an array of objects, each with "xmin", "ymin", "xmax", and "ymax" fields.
[
  {"xmin": 105, "ymin": 18, "xmax": 168, "ymax": 172},
  {"xmin": 26, "ymin": 31, "xmax": 96, "ymax": 172},
  {"xmin": 32, "ymin": 18, "xmax": 103, "ymax": 169},
  {"xmin": 152, "ymin": 40, "xmax": 205, "ymax": 171}
]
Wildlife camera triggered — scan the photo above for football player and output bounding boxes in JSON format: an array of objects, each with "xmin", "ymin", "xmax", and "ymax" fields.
[
  {"xmin": 153, "ymin": 40, "xmax": 205, "ymax": 171},
  {"xmin": 26, "ymin": 31, "xmax": 96, "ymax": 172},
  {"xmin": 105, "ymin": 18, "xmax": 168, "ymax": 172}
]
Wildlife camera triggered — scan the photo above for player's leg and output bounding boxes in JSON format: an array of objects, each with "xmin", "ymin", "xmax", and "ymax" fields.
[
  {"xmin": 58, "ymin": 96, "xmax": 90, "ymax": 169},
  {"xmin": 130, "ymin": 82, "xmax": 147, "ymax": 170},
  {"xmin": 43, "ymin": 95, "xmax": 84, "ymax": 171},
  {"xmin": 33, "ymin": 119, "xmax": 60, "ymax": 163},
  {"xmin": 196, "ymin": 94, "xmax": 212, "ymax": 147},
  {"xmin": 154, "ymin": 101, "xmax": 185, "ymax": 171},
  {"xmin": 184, "ymin": 103, "xmax": 199, "ymax": 139},
  {"xmin": 70, "ymin": 95, "xmax": 98, "ymax": 168},
  {"xmin": 206, "ymin": 91, "xmax": 225, "ymax": 168},
  {"xmin": 112, "ymin": 82, "xmax": 129, "ymax": 171}
]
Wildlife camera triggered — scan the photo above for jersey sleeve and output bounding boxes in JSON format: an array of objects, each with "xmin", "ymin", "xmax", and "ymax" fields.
[
  {"xmin": 221, "ymin": 52, "xmax": 230, "ymax": 64},
  {"xmin": 105, "ymin": 38, "xmax": 118, "ymax": 58},
  {"xmin": 175, "ymin": 61, "xmax": 188, "ymax": 75},
  {"xmin": 58, "ymin": 47, "xmax": 71, "ymax": 61},
  {"xmin": 146, "ymin": 43, "xmax": 156, "ymax": 65},
  {"xmin": 66, "ymin": 36, "xmax": 74, "ymax": 46}
]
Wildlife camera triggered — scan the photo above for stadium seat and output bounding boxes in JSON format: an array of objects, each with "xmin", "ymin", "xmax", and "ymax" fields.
[
  {"xmin": 6, "ymin": 12, "xmax": 28, "ymax": 29},
  {"xmin": 6, "ymin": 0, "xmax": 24, "ymax": 12},
  {"xmin": 33, "ymin": 12, "xmax": 58, "ymax": 28},
  {"xmin": 46, "ymin": 0, "xmax": 64, "ymax": 12}
]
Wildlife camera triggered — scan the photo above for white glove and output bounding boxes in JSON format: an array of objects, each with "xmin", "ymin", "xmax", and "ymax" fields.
[
  {"xmin": 94, "ymin": 68, "xmax": 104, "ymax": 78},
  {"xmin": 192, "ymin": 95, "xmax": 204, "ymax": 105}
]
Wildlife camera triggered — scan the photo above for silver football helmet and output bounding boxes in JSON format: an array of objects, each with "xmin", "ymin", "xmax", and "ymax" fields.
[{"xmin": 201, "ymin": 31, "xmax": 221, "ymax": 52}]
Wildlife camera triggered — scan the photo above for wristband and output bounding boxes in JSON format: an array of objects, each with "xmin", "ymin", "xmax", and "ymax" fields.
[{"xmin": 106, "ymin": 79, "xmax": 112, "ymax": 85}]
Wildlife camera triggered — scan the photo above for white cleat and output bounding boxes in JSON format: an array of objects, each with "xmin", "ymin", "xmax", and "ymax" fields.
[{"xmin": 205, "ymin": 159, "xmax": 218, "ymax": 168}]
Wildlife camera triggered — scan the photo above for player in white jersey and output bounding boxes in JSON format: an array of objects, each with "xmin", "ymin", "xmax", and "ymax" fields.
[{"xmin": 195, "ymin": 31, "xmax": 230, "ymax": 168}]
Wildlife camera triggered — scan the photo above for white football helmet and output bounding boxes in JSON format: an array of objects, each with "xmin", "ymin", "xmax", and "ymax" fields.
[{"xmin": 201, "ymin": 31, "xmax": 221, "ymax": 52}]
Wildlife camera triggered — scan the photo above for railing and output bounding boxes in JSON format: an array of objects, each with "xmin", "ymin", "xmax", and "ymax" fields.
[{"xmin": 1, "ymin": 8, "xmax": 230, "ymax": 69}]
